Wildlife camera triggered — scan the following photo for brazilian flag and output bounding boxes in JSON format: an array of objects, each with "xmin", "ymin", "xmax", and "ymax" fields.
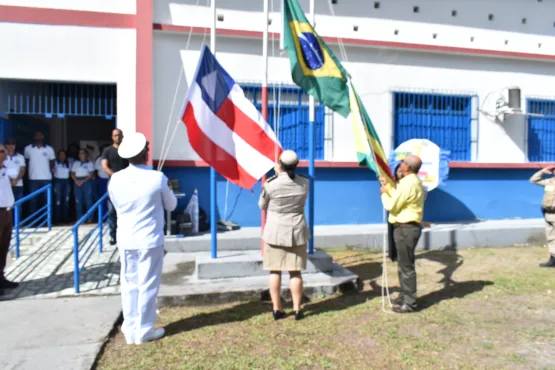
[{"xmin": 283, "ymin": 0, "xmax": 350, "ymax": 118}]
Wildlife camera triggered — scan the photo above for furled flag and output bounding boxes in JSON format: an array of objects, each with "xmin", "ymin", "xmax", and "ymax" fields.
[
  {"xmin": 348, "ymin": 80, "xmax": 395, "ymax": 187},
  {"xmin": 282, "ymin": 0, "xmax": 351, "ymax": 118},
  {"xmin": 180, "ymin": 45, "xmax": 282, "ymax": 190}
]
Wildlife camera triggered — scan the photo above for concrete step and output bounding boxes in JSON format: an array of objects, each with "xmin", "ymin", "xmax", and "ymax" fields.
[
  {"xmin": 195, "ymin": 250, "xmax": 333, "ymax": 279},
  {"xmin": 164, "ymin": 219, "xmax": 546, "ymax": 252}
]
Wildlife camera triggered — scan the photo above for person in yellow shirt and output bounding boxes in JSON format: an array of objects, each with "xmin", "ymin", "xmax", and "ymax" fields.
[{"xmin": 379, "ymin": 154, "xmax": 425, "ymax": 313}]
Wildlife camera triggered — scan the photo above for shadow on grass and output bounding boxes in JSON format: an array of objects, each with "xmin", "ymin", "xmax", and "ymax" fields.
[
  {"xmin": 164, "ymin": 251, "xmax": 494, "ymax": 337},
  {"xmin": 417, "ymin": 246, "xmax": 465, "ymax": 288}
]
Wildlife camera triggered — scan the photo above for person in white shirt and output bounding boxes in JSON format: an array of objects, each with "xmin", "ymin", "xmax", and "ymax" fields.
[
  {"xmin": 4, "ymin": 139, "xmax": 26, "ymax": 201},
  {"xmin": 24, "ymin": 131, "xmax": 55, "ymax": 215},
  {"xmin": 95, "ymin": 146, "xmax": 110, "ymax": 208},
  {"xmin": 53, "ymin": 150, "xmax": 71, "ymax": 224},
  {"xmin": 108, "ymin": 132, "xmax": 177, "ymax": 345},
  {"xmin": 0, "ymin": 144, "xmax": 19, "ymax": 294},
  {"xmin": 71, "ymin": 149, "xmax": 94, "ymax": 222}
]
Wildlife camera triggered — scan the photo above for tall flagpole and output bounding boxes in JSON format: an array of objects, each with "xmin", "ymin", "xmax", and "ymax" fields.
[
  {"xmin": 210, "ymin": 0, "xmax": 218, "ymax": 259},
  {"xmin": 260, "ymin": 0, "xmax": 270, "ymax": 256},
  {"xmin": 308, "ymin": 0, "xmax": 315, "ymax": 255}
]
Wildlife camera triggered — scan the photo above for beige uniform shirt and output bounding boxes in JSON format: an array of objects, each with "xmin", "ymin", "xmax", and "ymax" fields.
[
  {"xmin": 530, "ymin": 170, "xmax": 555, "ymax": 221},
  {"xmin": 258, "ymin": 172, "xmax": 309, "ymax": 247}
]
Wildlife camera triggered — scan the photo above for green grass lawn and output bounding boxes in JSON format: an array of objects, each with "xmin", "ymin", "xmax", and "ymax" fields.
[{"xmin": 97, "ymin": 246, "xmax": 555, "ymax": 370}]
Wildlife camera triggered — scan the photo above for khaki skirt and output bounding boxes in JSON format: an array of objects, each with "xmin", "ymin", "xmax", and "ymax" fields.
[{"xmin": 263, "ymin": 243, "xmax": 307, "ymax": 271}]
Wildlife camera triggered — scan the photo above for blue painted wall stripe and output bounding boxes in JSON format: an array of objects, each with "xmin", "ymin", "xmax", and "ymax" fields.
[{"xmin": 162, "ymin": 167, "xmax": 544, "ymax": 227}]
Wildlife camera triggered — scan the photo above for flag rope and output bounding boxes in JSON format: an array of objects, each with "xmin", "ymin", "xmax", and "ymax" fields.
[
  {"xmin": 326, "ymin": 0, "xmax": 393, "ymax": 312},
  {"xmin": 157, "ymin": 0, "xmax": 208, "ymax": 172}
]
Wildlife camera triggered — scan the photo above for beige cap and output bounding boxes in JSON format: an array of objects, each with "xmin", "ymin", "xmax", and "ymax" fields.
[
  {"xmin": 279, "ymin": 150, "xmax": 299, "ymax": 166},
  {"xmin": 118, "ymin": 132, "xmax": 147, "ymax": 159}
]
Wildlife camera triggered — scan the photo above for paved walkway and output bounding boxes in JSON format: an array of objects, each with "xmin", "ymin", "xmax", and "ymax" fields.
[
  {"xmin": 0, "ymin": 296, "xmax": 121, "ymax": 370},
  {"xmin": 2, "ymin": 226, "xmax": 120, "ymax": 300},
  {"xmin": 1, "ymin": 226, "xmax": 123, "ymax": 370}
]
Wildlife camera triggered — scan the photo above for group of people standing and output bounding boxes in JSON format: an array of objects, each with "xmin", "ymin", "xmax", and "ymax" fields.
[
  {"xmin": 3, "ymin": 129, "xmax": 127, "ymax": 238},
  {"xmin": 4, "ymin": 131, "xmax": 108, "ymax": 224},
  {"xmin": 0, "ymin": 128, "xmax": 129, "ymax": 296}
]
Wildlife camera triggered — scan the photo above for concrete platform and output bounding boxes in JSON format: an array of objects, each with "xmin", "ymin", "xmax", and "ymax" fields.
[
  {"xmin": 195, "ymin": 250, "xmax": 334, "ymax": 279},
  {"xmin": 165, "ymin": 218, "xmax": 546, "ymax": 252},
  {"xmin": 159, "ymin": 253, "xmax": 358, "ymax": 306}
]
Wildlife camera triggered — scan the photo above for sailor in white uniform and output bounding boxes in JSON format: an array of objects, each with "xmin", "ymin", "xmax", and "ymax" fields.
[{"xmin": 107, "ymin": 132, "xmax": 177, "ymax": 345}]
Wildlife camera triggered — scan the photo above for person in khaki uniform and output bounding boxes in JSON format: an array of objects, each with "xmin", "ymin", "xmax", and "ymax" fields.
[
  {"xmin": 530, "ymin": 166, "xmax": 555, "ymax": 268},
  {"xmin": 259, "ymin": 150, "xmax": 309, "ymax": 321}
]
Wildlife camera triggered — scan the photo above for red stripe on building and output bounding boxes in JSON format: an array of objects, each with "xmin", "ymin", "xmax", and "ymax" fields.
[
  {"xmin": 0, "ymin": 5, "xmax": 135, "ymax": 28},
  {"xmin": 136, "ymin": 0, "xmax": 153, "ymax": 164},
  {"xmin": 216, "ymin": 98, "xmax": 282, "ymax": 163},
  {"xmin": 183, "ymin": 102, "xmax": 258, "ymax": 189},
  {"xmin": 153, "ymin": 24, "xmax": 555, "ymax": 63}
]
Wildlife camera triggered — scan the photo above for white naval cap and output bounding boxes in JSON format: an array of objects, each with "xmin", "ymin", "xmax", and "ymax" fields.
[
  {"xmin": 279, "ymin": 150, "xmax": 299, "ymax": 167},
  {"xmin": 118, "ymin": 132, "xmax": 147, "ymax": 159}
]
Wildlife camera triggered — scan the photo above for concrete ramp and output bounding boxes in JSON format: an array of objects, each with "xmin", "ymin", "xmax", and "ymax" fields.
[{"xmin": 2, "ymin": 226, "xmax": 120, "ymax": 300}]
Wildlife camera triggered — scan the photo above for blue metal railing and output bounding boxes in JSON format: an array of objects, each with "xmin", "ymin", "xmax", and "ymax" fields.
[
  {"xmin": 241, "ymin": 83, "xmax": 326, "ymax": 160},
  {"xmin": 72, "ymin": 193, "xmax": 109, "ymax": 294},
  {"xmin": 527, "ymin": 98, "xmax": 555, "ymax": 162},
  {"xmin": 393, "ymin": 91, "xmax": 474, "ymax": 161},
  {"xmin": 0, "ymin": 80, "xmax": 117, "ymax": 119},
  {"xmin": 9, "ymin": 185, "xmax": 52, "ymax": 258}
]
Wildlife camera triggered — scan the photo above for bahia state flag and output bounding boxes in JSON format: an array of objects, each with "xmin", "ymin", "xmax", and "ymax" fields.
[
  {"xmin": 348, "ymin": 80, "xmax": 395, "ymax": 187},
  {"xmin": 283, "ymin": 0, "xmax": 350, "ymax": 118},
  {"xmin": 180, "ymin": 45, "xmax": 282, "ymax": 190}
]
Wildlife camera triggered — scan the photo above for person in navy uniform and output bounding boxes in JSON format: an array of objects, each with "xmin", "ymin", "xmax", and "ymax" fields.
[
  {"xmin": 108, "ymin": 132, "xmax": 177, "ymax": 344},
  {"xmin": 0, "ymin": 144, "xmax": 19, "ymax": 295},
  {"xmin": 4, "ymin": 139, "xmax": 26, "ymax": 202},
  {"xmin": 24, "ymin": 131, "xmax": 55, "ymax": 214},
  {"xmin": 53, "ymin": 150, "xmax": 71, "ymax": 224},
  {"xmin": 71, "ymin": 149, "xmax": 95, "ymax": 222}
]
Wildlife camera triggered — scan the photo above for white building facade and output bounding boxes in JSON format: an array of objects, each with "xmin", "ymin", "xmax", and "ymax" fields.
[{"xmin": 1, "ymin": 0, "xmax": 554, "ymax": 227}]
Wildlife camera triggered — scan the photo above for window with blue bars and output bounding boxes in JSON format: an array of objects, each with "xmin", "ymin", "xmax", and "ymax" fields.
[
  {"xmin": 241, "ymin": 83, "xmax": 325, "ymax": 160},
  {"xmin": 0, "ymin": 80, "xmax": 116, "ymax": 119},
  {"xmin": 528, "ymin": 99, "xmax": 555, "ymax": 162},
  {"xmin": 393, "ymin": 91, "xmax": 473, "ymax": 161}
]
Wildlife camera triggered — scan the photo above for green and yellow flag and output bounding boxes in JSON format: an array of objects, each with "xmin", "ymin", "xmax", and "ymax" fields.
[
  {"xmin": 348, "ymin": 80, "xmax": 395, "ymax": 187},
  {"xmin": 282, "ymin": 0, "xmax": 350, "ymax": 118}
]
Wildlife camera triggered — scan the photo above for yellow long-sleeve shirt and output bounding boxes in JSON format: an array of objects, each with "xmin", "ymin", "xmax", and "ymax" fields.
[{"xmin": 381, "ymin": 173, "xmax": 424, "ymax": 224}]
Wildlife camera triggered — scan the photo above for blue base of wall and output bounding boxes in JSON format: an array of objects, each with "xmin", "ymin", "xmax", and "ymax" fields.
[{"xmin": 162, "ymin": 167, "xmax": 544, "ymax": 227}]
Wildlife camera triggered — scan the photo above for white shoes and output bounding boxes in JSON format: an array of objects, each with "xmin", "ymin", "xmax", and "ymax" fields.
[{"xmin": 134, "ymin": 328, "xmax": 166, "ymax": 345}]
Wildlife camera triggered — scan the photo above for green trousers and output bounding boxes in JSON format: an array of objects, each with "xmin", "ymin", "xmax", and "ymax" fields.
[{"xmin": 393, "ymin": 223, "xmax": 422, "ymax": 309}]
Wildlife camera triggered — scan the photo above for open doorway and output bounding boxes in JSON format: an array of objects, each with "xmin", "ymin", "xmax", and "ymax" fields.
[{"xmin": 0, "ymin": 79, "xmax": 117, "ymax": 224}]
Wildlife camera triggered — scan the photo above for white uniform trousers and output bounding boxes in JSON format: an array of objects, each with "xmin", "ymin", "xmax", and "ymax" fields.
[{"xmin": 119, "ymin": 246, "xmax": 164, "ymax": 343}]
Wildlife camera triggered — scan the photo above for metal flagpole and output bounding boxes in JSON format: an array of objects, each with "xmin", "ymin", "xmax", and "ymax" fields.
[
  {"xmin": 308, "ymin": 0, "xmax": 315, "ymax": 255},
  {"xmin": 210, "ymin": 0, "xmax": 218, "ymax": 259},
  {"xmin": 260, "ymin": 0, "xmax": 270, "ymax": 256}
]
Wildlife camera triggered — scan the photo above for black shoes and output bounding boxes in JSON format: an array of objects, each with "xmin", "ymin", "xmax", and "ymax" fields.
[
  {"xmin": 393, "ymin": 304, "xmax": 416, "ymax": 314},
  {"xmin": 109, "ymin": 239, "xmax": 117, "ymax": 246},
  {"xmin": 539, "ymin": 256, "xmax": 555, "ymax": 268},
  {"xmin": 0, "ymin": 279, "xmax": 19, "ymax": 290},
  {"xmin": 272, "ymin": 310, "xmax": 303, "ymax": 320},
  {"xmin": 391, "ymin": 297, "xmax": 403, "ymax": 306},
  {"xmin": 272, "ymin": 310, "xmax": 285, "ymax": 321}
]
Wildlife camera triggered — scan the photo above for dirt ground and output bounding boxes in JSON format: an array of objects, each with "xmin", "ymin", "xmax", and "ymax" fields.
[{"xmin": 97, "ymin": 246, "xmax": 555, "ymax": 370}]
